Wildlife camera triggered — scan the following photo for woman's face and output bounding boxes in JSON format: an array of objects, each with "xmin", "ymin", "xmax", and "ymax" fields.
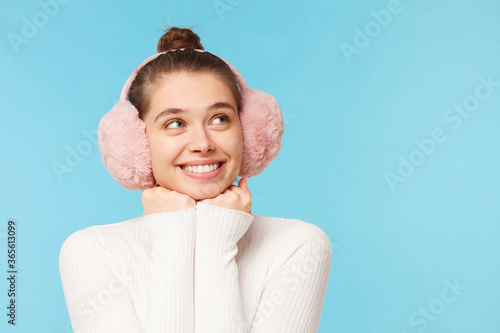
[{"xmin": 143, "ymin": 72, "xmax": 243, "ymax": 200}]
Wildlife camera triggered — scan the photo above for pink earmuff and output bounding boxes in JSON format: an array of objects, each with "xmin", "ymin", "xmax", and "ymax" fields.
[{"xmin": 97, "ymin": 49, "xmax": 284, "ymax": 190}]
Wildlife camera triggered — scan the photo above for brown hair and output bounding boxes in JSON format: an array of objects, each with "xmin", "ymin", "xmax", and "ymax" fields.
[{"xmin": 128, "ymin": 26, "xmax": 241, "ymax": 120}]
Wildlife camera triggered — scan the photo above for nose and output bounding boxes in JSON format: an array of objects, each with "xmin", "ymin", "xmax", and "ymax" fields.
[{"xmin": 188, "ymin": 124, "xmax": 215, "ymax": 153}]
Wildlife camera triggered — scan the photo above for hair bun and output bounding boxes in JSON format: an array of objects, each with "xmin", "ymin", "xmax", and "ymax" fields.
[{"xmin": 157, "ymin": 27, "xmax": 204, "ymax": 53}]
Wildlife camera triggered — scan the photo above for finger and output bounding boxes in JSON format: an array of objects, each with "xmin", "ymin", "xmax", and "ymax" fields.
[
  {"xmin": 239, "ymin": 178, "xmax": 252, "ymax": 204},
  {"xmin": 225, "ymin": 184, "xmax": 244, "ymax": 195},
  {"xmin": 223, "ymin": 183, "xmax": 238, "ymax": 192},
  {"xmin": 238, "ymin": 177, "xmax": 249, "ymax": 192}
]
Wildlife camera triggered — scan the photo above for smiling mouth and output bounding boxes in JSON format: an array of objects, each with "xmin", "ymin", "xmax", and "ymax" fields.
[{"xmin": 179, "ymin": 162, "xmax": 224, "ymax": 174}]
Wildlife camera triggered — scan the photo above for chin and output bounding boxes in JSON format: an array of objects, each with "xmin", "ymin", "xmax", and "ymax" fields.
[{"xmin": 186, "ymin": 183, "xmax": 225, "ymax": 201}]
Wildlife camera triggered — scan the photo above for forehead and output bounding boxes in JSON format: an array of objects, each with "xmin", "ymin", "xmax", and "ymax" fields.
[{"xmin": 151, "ymin": 72, "xmax": 235, "ymax": 109}]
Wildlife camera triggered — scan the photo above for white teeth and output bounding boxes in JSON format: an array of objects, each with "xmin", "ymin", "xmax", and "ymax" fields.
[{"xmin": 182, "ymin": 163, "xmax": 220, "ymax": 174}]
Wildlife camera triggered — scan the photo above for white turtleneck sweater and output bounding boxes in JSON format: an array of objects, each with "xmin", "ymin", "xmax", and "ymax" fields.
[{"xmin": 59, "ymin": 201, "xmax": 332, "ymax": 333}]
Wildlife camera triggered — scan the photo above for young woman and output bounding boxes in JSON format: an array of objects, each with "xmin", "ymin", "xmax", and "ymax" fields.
[{"xmin": 59, "ymin": 26, "xmax": 332, "ymax": 333}]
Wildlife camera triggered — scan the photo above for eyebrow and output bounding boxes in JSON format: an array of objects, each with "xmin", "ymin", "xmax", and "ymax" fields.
[{"xmin": 154, "ymin": 102, "xmax": 237, "ymax": 123}]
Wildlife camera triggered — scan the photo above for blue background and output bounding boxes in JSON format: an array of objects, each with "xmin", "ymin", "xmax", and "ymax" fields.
[{"xmin": 1, "ymin": 0, "xmax": 499, "ymax": 332}]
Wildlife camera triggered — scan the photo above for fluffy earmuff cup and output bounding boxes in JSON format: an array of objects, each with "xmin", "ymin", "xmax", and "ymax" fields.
[
  {"xmin": 97, "ymin": 101, "xmax": 156, "ymax": 190},
  {"xmin": 239, "ymin": 88, "xmax": 285, "ymax": 178}
]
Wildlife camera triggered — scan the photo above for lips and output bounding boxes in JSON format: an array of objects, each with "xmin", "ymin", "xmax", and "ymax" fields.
[
  {"xmin": 180, "ymin": 162, "xmax": 221, "ymax": 173},
  {"xmin": 178, "ymin": 159, "xmax": 224, "ymax": 167},
  {"xmin": 177, "ymin": 161, "xmax": 225, "ymax": 180}
]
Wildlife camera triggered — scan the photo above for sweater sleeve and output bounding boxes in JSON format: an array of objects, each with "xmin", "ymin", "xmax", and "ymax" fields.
[
  {"xmin": 59, "ymin": 206, "xmax": 197, "ymax": 333},
  {"xmin": 140, "ymin": 207, "xmax": 196, "ymax": 332},
  {"xmin": 194, "ymin": 201, "xmax": 253, "ymax": 333},
  {"xmin": 250, "ymin": 222, "xmax": 333, "ymax": 333}
]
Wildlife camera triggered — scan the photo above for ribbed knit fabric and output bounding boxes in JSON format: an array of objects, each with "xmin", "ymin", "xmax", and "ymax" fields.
[{"xmin": 59, "ymin": 201, "xmax": 332, "ymax": 333}]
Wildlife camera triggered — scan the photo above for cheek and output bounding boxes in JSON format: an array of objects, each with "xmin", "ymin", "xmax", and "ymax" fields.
[
  {"xmin": 235, "ymin": 125, "xmax": 244, "ymax": 155},
  {"xmin": 225, "ymin": 130, "xmax": 243, "ymax": 162},
  {"xmin": 148, "ymin": 136, "xmax": 181, "ymax": 165}
]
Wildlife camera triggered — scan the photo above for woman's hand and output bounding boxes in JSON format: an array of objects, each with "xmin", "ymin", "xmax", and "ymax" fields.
[
  {"xmin": 199, "ymin": 177, "xmax": 252, "ymax": 214},
  {"xmin": 142, "ymin": 184, "xmax": 197, "ymax": 216}
]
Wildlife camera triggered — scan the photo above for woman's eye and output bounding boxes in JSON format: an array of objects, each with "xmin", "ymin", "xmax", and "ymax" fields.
[
  {"xmin": 212, "ymin": 115, "xmax": 230, "ymax": 124},
  {"xmin": 164, "ymin": 115, "xmax": 229, "ymax": 130},
  {"xmin": 165, "ymin": 120, "xmax": 184, "ymax": 129}
]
